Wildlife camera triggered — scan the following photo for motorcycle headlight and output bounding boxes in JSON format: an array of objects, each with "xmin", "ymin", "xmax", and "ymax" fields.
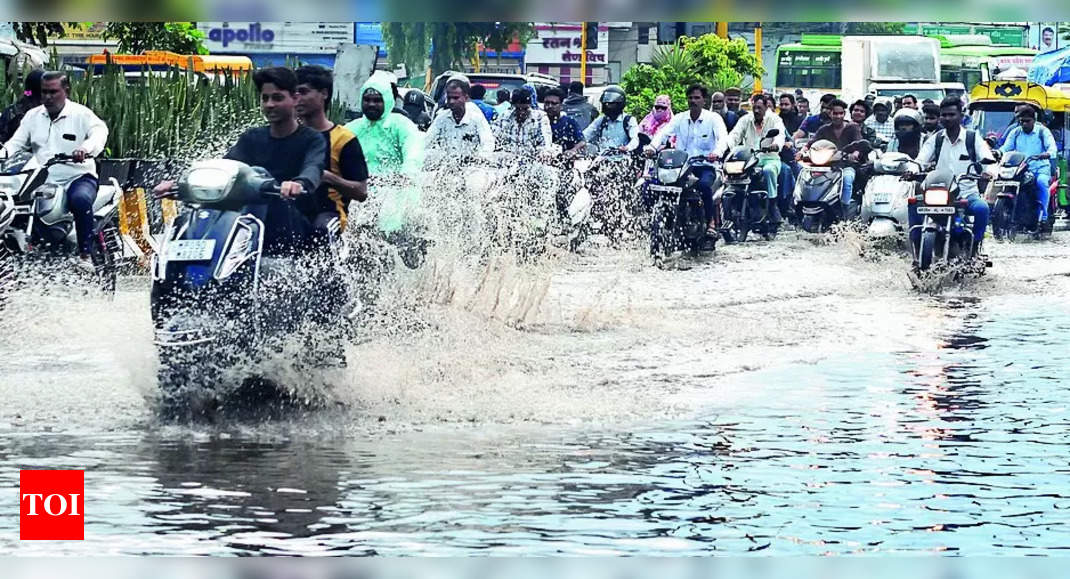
[
  {"xmin": 214, "ymin": 224, "xmax": 255, "ymax": 280},
  {"xmin": 33, "ymin": 184, "xmax": 59, "ymax": 200},
  {"xmin": 657, "ymin": 168, "xmax": 682, "ymax": 184},
  {"xmin": 809, "ymin": 149, "xmax": 835, "ymax": 166},
  {"xmin": 724, "ymin": 160, "xmax": 746, "ymax": 174},
  {"xmin": 924, "ymin": 188, "xmax": 949, "ymax": 206},
  {"xmin": 999, "ymin": 168, "xmax": 1017, "ymax": 179}
]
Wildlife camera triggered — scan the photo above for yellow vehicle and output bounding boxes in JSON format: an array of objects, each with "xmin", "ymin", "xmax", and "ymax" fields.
[
  {"xmin": 85, "ymin": 51, "xmax": 253, "ymax": 83},
  {"xmin": 968, "ymin": 80, "xmax": 1070, "ymax": 207}
]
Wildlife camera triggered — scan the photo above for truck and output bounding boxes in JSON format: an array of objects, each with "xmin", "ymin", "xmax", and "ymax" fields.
[{"xmin": 841, "ymin": 36, "xmax": 944, "ymax": 104}]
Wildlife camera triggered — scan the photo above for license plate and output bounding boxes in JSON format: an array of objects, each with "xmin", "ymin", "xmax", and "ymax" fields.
[
  {"xmin": 648, "ymin": 184, "xmax": 682, "ymax": 194},
  {"xmin": 917, "ymin": 206, "xmax": 955, "ymax": 215},
  {"xmin": 808, "ymin": 167, "xmax": 830, "ymax": 173},
  {"xmin": 873, "ymin": 191, "xmax": 892, "ymax": 203},
  {"xmin": 166, "ymin": 239, "xmax": 216, "ymax": 261}
]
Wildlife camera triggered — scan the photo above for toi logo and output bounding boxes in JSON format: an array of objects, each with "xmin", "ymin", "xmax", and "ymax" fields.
[{"xmin": 20, "ymin": 470, "xmax": 84, "ymax": 540}]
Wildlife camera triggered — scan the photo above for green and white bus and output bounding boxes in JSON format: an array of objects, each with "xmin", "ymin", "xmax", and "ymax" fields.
[{"xmin": 938, "ymin": 37, "xmax": 1036, "ymax": 91}]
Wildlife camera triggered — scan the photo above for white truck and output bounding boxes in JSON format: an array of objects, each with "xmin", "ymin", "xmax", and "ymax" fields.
[{"xmin": 841, "ymin": 36, "xmax": 945, "ymax": 104}]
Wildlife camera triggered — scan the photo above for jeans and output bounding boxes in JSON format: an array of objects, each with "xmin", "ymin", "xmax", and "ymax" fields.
[
  {"xmin": 840, "ymin": 167, "xmax": 856, "ymax": 206},
  {"xmin": 778, "ymin": 160, "xmax": 797, "ymax": 204},
  {"xmin": 692, "ymin": 165, "xmax": 718, "ymax": 222},
  {"xmin": 66, "ymin": 175, "xmax": 99, "ymax": 255},
  {"xmin": 264, "ymin": 198, "xmax": 313, "ymax": 256},
  {"xmin": 908, "ymin": 194, "xmax": 990, "ymax": 249},
  {"xmin": 758, "ymin": 158, "xmax": 781, "ymax": 200},
  {"xmin": 1035, "ymin": 170, "xmax": 1052, "ymax": 221}
]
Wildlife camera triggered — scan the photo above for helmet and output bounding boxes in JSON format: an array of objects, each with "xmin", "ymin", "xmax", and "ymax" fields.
[
  {"xmin": 403, "ymin": 89, "xmax": 426, "ymax": 107},
  {"xmin": 600, "ymin": 85, "xmax": 626, "ymax": 105},
  {"xmin": 892, "ymin": 108, "xmax": 923, "ymax": 128}
]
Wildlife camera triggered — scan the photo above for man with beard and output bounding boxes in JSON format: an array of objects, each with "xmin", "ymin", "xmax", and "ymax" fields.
[
  {"xmin": 921, "ymin": 103, "xmax": 941, "ymax": 141},
  {"xmin": 778, "ymin": 93, "xmax": 803, "ymax": 135},
  {"xmin": 728, "ymin": 92, "xmax": 787, "ymax": 224},
  {"xmin": 424, "ymin": 77, "xmax": 496, "ymax": 167},
  {"xmin": 710, "ymin": 91, "xmax": 738, "ymax": 132},
  {"xmin": 795, "ymin": 93, "xmax": 836, "ymax": 140}
]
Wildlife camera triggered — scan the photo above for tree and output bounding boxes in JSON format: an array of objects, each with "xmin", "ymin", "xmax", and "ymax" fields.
[
  {"xmin": 383, "ymin": 22, "xmax": 536, "ymax": 81},
  {"xmin": 382, "ymin": 23, "xmax": 429, "ymax": 84},
  {"xmin": 102, "ymin": 22, "xmax": 208, "ymax": 55},
  {"xmin": 10, "ymin": 22, "xmax": 74, "ymax": 46},
  {"xmin": 482, "ymin": 23, "xmax": 535, "ymax": 65}
]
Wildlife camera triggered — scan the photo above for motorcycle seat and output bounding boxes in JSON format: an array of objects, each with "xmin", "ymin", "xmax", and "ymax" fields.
[{"xmin": 92, "ymin": 186, "xmax": 119, "ymax": 212}]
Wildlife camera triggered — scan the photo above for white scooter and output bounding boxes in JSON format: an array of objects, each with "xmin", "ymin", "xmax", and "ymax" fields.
[{"xmin": 859, "ymin": 152, "xmax": 919, "ymax": 238}]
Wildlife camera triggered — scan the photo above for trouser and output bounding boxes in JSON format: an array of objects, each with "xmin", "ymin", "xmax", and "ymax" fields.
[
  {"xmin": 778, "ymin": 160, "xmax": 798, "ymax": 212},
  {"xmin": 66, "ymin": 175, "xmax": 98, "ymax": 255},
  {"xmin": 264, "ymin": 198, "xmax": 314, "ymax": 256},
  {"xmin": 840, "ymin": 167, "xmax": 856, "ymax": 207},
  {"xmin": 758, "ymin": 158, "xmax": 781, "ymax": 200},
  {"xmin": 692, "ymin": 165, "xmax": 718, "ymax": 222},
  {"xmin": 1035, "ymin": 169, "xmax": 1052, "ymax": 221},
  {"xmin": 908, "ymin": 194, "xmax": 989, "ymax": 249},
  {"xmin": 312, "ymin": 210, "xmax": 343, "ymax": 245}
]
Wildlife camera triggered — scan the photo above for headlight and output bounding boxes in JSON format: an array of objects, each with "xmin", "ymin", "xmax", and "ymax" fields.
[
  {"xmin": 999, "ymin": 168, "xmax": 1017, "ymax": 179},
  {"xmin": 810, "ymin": 149, "xmax": 835, "ymax": 166},
  {"xmin": 924, "ymin": 188, "xmax": 949, "ymax": 206},
  {"xmin": 214, "ymin": 224, "xmax": 254, "ymax": 280},
  {"xmin": 33, "ymin": 184, "xmax": 59, "ymax": 199},
  {"xmin": 724, "ymin": 160, "xmax": 746, "ymax": 174},
  {"xmin": 657, "ymin": 168, "xmax": 682, "ymax": 184}
]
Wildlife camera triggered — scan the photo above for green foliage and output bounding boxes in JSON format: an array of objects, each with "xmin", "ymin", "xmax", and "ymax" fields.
[
  {"xmin": 102, "ymin": 22, "xmax": 208, "ymax": 55},
  {"xmin": 0, "ymin": 64, "xmax": 259, "ymax": 159},
  {"xmin": 382, "ymin": 22, "xmax": 536, "ymax": 82},
  {"xmin": 621, "ymin": 33, "xmax": 764, "ymax": 118},
  {"xmin": 844, "ymin": 22, "xmax": 907, "ymax": 35},
  {"xmin": 9, "ymin": 22, "xmax": 73, "ymax": 46}
]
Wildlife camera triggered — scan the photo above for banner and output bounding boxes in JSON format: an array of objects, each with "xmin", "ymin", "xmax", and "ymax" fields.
[{"xmin": 196, "ymin": 22, "xmax": 354, "ymax": 54}]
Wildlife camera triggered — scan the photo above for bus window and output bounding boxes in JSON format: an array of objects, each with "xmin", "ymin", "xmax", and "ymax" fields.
[{"xmin": 776, "ymin": 50, "xmax": 840, "ymax": 90}]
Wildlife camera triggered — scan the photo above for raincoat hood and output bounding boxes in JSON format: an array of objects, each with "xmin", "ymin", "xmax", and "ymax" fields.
[{"xmin": 361, "ymin": 71, "xmax": 397, "ymax": 120}]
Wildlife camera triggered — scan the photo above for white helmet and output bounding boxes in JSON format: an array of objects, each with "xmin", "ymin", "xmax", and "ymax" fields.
[{"xmin": 892, "ymin": 107, "xmax": 923, "ymax": 128}]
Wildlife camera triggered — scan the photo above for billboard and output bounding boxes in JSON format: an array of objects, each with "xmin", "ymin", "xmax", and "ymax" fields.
[
  {"xmin": 196, "ymin": 22, "xmax": 354, "ymax": 54},
  {"xmin": 1030, "ymin": 22, "xmax": 1061, "ymax": 53}
]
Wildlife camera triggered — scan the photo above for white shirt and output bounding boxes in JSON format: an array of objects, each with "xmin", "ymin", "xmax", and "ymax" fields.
[
  {"xmin": 1, "ymin": 100, "xmax": 109, "ymax": 185},
  {"xmin": 915, "ymin": 128, "xmax": 995, "ymax": 199},
  {"xmin": 728, "ymin": 110, "xmax": 786, "ymax": 162},
  {"xmin": 649, "ymin": 108, "xmax": 729, "ymax": 159},
  {"xmin": 425, "ymin": 101, "xmax": 496, "ymax": 166}
]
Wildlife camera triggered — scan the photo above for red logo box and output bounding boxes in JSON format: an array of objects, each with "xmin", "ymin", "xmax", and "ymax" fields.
[{"xmin": 20, "ymin": 470, "xmax": 84, "ymax": 540}]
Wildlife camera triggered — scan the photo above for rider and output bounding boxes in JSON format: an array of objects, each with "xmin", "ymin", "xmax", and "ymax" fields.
[
  {"xmin": 542, "ymin": 87, "xmax": 586, "ymax": 156},
  {"xmin": 562, "ymin": 81, "xmax": 598, "ymax": 130},
  {"xmin": 727, "ymin": 92, "xmax": 787, "ymax": 224},
  {"xmin": 582, "ymin": 85, "xmax": 639, "ymax": 156},
  {"xmin": 886, "ymin": 108, "xmax": 924, "ymax": 159},
  {"xmin": 998, "ymin": 104, "xmax": 1057, "ymax": 226},
  {"xmin": 921, "ymin": 103, "xmax": 941, "ymax": 141},
  {"xmin": 492, "ymin": 88, "xmax": 554, "ymax": 158},
  {"xmin": 154, "ymin": 67, "xmax": 326, "ymax": 255},
  {"xmin": 423, "ymin": 77, "xmax": 495, "ymax": 168},
  {"xmin": 645, "ymin": 83, "xmax": 729, "ymax": 235},
  {"xmin": 863, "ymin": 98, "xmax": 895, "ymax": 144},
  {"xmin": 908, "ymin": 96, "xmax": 995, "ymax": 259},
  {"xmin": 470, "ymin": 84, "xmax": 497, "ymax": 122},
  {"xmin": 799, "ymin": 99, "xmax": 867, "ymax": 214},
  {"xmin": 294, "ymin": 65, "xmax": 369, "ymax": 237},
  {"xmin": 1, "ymin": 71, "xmax": 108, "ymax": 268},
  {"xmin": 0, "ymin": 68, "xmax": 44, "ymax": 143},
  {"xmin": 401, "ymin": 89, "xmax": 432, "ymax": 131}
]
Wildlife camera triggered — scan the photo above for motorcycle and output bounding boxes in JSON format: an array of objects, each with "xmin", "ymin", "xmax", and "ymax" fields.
[
  {"xmin": 793, "ymin": 139, "xmax": 868, "ymax": 233},
  {"xmin": 719, "ymin": 129, "xmax": 782, "ymax": 243},
  {"xmin": 0, "ymin": 152, "xmax": 125, "ymax": 293},
  {"xmin": 907, "ymin": 157, "xmax": 996, "ymax": 272},
  {"xmin": 645, "ymin": 149, "xmax": 717, "ymax": 259},
  {"xmin": 578, "ymin": 149, "xmax": 645, "ymax": 246},
  {"xmin": 151, "ymin": 159, "xmax": 349, "ymax": 419},
  {"xmin": 859, "ymin": 152, "xmax": 919, "ymax": 238},
  {"xmin": 988, "ymin": 151, "xmax": 1056, "ymax": 240}
]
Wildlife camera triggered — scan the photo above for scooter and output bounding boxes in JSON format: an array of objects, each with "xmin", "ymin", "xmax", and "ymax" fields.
[
  {"xmin": 151, "ymin": 159, "xmax": 348, "ymax": 419},
  {"xmin": 793, "ymin": 139, "xmax": 868, "ymax": 233},
  {"xmin": 988, "ymin": 151, "xmax": 1056, "ymax": 240},
  {"xmin": 719, "ymin": 129, "xmax": 782, "ymax": 243},
  {"xmin": 859, "ymin": 152, "xmax": 918, "ymax": 238},
  {"xmin": 645, "ymin": 149, "xmax": 717, "ymax": 259},
  {"xmin": 906, "ymin": 158, "xmax": 996, "ymax": 272},
  {"xmin": 0, "ymin": 152, "xmax": 124, "ymax": 293}
]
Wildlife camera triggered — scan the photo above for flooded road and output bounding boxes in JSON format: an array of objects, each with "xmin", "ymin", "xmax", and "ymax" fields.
[{"xmin": 3, "ymin": 229, "xmax": 1070, "ymax": 555}]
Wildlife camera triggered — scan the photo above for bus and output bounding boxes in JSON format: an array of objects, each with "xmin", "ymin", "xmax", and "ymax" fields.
[
  {"xmin": 938, "ymin": 36, "xmax": 1036, "ymax": 92},
  {"xmin": 774, "ymin": 34, "xmax": 1035, "ymax": 104}
]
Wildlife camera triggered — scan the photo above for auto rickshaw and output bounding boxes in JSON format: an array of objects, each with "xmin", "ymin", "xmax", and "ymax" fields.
[{"xmin": 969, "ymin": 81, "xmax": 1070, "ymax": 218}]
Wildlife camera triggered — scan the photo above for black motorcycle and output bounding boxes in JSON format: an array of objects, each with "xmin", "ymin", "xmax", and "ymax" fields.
[
  {"xmin": 719, "ymin": 129, "xmax": 782, "ymax": 242},
  {"xmin": 906, "ymin": 157, "xmax": 996, "ymax": 272},
  {"xmin": 989, "ymin": 151, "xmax": 1056, "ymax": 240},
  {"xmin": 645, "ymin": 149, "xmax": 717, "ymax": 259},
  {"xmin": 793, "ymin": 139, "xmax": 869, "ymax": 233}
]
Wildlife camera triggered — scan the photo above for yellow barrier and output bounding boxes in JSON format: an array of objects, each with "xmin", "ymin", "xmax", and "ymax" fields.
[{"xmin": 118, "ymin": 187, "xmax": 155, "ymax": 266}]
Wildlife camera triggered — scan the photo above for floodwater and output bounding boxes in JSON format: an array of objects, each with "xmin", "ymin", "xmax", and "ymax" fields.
[{"xmin": 3, "ymin": 217, "xmax": 1070, "ymax": 555}]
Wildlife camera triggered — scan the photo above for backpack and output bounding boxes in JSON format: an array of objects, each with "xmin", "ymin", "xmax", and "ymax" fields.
[
  {"xmin": 591, "ymin": 114, "xmax": 633, "ymax": 147},
  {"xmin": 932, "ymin": 128, "xmax": 977, "ymax": 167}
]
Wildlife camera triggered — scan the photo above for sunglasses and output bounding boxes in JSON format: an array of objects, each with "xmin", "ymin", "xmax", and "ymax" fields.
[{"xmin": 654, "ymin": 105, "xmax": 668, "ymax": 110}]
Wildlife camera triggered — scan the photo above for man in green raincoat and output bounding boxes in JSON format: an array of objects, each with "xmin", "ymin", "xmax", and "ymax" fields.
[{"xmin": 344, "ymin": 71, "xmax": 424, "ymax": 233}]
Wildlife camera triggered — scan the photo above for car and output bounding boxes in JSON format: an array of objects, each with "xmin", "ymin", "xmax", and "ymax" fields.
[{"xmin": 428, "ymin": 70, "xmax": 560, "ymax": 114}]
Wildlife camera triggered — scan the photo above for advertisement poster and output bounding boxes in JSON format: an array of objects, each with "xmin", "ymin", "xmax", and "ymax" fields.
[{"xmin": 1029, "ymin": 22, "xmax": 1061, "ymax": 53}]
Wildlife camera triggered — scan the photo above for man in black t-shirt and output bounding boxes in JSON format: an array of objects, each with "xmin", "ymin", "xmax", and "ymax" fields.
[
  {"xmin": 155, "ymin": 67, "xmax": 327, "ymax": 255},
  {"xmin": 295, "ymin": 65, "xmax": 369, "ymax": 237}
]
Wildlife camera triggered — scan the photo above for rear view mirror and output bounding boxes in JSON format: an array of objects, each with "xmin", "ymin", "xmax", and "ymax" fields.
[
  {"xmin": 981, "ymin": 158, "xmax": 997, "ymax": 165},
  {"xmin": 959, "ymin": 154, "xmax": 971, "ymax": 161},
  {"xmin": 764, "ymin": 129, "xmax": 780, "ymax": 138}
]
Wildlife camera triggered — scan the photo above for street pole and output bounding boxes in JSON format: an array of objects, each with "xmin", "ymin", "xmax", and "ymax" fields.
[
  {"xmin": 754, "ymin": 24, "xmax": 763, "ymax": 94},
  {"xmin": 580, "ymin": 23, "xmax": 587, "ymax": 87},
  {"xmin": 717, "ymin": 22, "xmax": 728, "ymax": 39}
]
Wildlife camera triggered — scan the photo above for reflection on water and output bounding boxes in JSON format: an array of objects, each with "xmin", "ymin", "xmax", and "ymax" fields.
[{"xmin": 3, "ymin": 297, "xmax": 1070, "ymax": 555}]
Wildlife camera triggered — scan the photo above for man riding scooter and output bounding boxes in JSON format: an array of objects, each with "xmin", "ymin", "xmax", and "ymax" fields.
[
  {"xmin": 0, "ymin": 71, "xmax": 109, "ymax": 271},
  {"xmin": 998, "ymin": 104, "xmax": 1057, "ymax": 229}
]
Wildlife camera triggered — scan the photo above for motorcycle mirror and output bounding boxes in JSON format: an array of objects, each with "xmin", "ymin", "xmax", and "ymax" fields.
[
  {"xmin": 764, "ymin": 129, "xmax": 780, "ymax": 138},
  {"xmin": 981, "ymin": 158, "xmax": 997, "ymax": 165},
  {"xmin": 958, "ymin": 154, "xmax": 971, "ymax": 161}
]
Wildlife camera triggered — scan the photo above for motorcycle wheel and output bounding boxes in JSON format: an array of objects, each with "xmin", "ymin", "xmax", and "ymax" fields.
[
  {"xmin": 734, "ymin": 198, "xmax": 750, "ymax": 243},
  {"xmin": 919, "ymin": 230, "xmax": 937, "ymax": 271},
  {"xmin": 992, "ymin": 198, "xmax": 1015, "ymax": 241},
  {"xmin": 801, "ymin": 214, "xmax": 821, "ymax": 233}
]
